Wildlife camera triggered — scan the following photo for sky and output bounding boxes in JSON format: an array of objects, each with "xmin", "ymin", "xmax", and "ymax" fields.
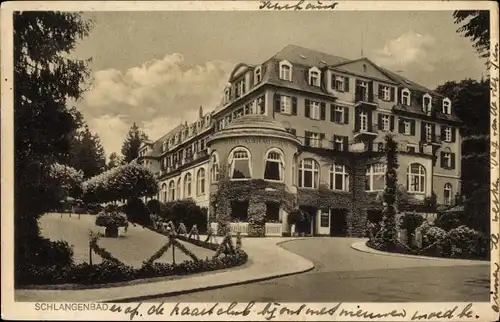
[{"xmin": 70, "ymin": 10, "xmax": 487, "ymax": 158}]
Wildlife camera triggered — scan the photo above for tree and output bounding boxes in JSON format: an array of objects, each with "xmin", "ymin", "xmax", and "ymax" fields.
[
  {"xmin": 121, "ymin": 122, "xmax": 149, "ymax": 163},
  {"xmin": 69, "ymin": 124, "xmax": 106, "ymax": 178},
  {"xmin": 107, "ymin": 152, "xmax": 124, "ymax": 170},
  {"xmin": 453, "ymin": 11, "xmax": 490, "ymax": 59},
  {"xmin": 47, "ymin": 163, "xmax": 84, "ymax": 206},
  {"xmin": 211, "ymin": 163, "xmax": 232, "ymax": 236},
  {"xmin": 14, "ymin": 11, "xmax": 92, "ymax": 276}
]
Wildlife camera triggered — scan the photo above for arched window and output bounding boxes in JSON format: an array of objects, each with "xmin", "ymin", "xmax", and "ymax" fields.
[
  {"xmin": 210, "ymin": 153, "xmax": 219, "ymax": 182},
  {"xmin": 168, "ymin": 180, "xmax": 175, "ymax": 201},
  {"xmin": 161, "ymin": 183, "xmax": 167, "ymax": 203},
  {"xmin": 442, "ymin": 98, "xmax": 451, "ymax": 115},
  {"xmin": 229, "ymin": 147, "xmax": 252, "ymax": 179},
  {"xmin": 366, "ymin": 163, "xmax": 386, "ymax": 191},
  {"xmin": 444, "ymin": 183, "xmax": 452, "ymax": 205},
  {"xmin": 176, "ymin": 178, "xmax": 181, "ymax": 199},
  {"xmin": 309, "ymin": 67, "xmax": 321, "ymax": 87},
  {"xmin": 197, "ymin": 168, "xmax": 206, "ymax": 195},
  {"xmin": 422, "ymin": 93, "xmax": 432, "ymax": 114},
  {"xmin": 298, "ymin": 159, "xmax": 320, "ymax": 188},
  {"xmin": 329, "ymin": 164, "xmax": 349, "ymax": 191},
  {"xmin": 264, "ymin": 148, "xmax": 284, "ymax": 181},
  {"xmin": 407, "ymin": 163, "xmax": 426, "ymax": 193},
  {"xmin": 184, "ymin": 173, "xmax": 192, "ymax": 198},
  {"xmin": 401, "ymin": 88, "xmax": 411, "ymax": 106},
  {"xmin": 279, "ymin": 61, "xmax": 293, "ymax": 81}
]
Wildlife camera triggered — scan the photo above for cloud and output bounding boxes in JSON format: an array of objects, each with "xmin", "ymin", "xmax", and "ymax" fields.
[
  {"xmin": 80, "ymin": 54, "xmax": 234, "ymax": 155},
  {"xmin": 372, "ymin": 31, "xmax": 437, "ymax": 72}
]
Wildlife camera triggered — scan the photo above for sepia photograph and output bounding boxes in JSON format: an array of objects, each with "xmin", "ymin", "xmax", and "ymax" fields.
[{"xmin": 1, "ymin": 1, "xmax": 499, "ymax": 320}]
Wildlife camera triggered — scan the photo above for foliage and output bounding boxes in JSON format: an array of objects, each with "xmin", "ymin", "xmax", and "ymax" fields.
[
  {"xmin": 124, "ymin": 197, "xmax": 153, "ymax": 227},
  {"xmin": 154, "ymin": 199, "xmax": 208, "ymax": 234},
  {"xmin": 89, "ymin": 232, "xmax": 124, "ymax": 265},
  {"xmin": 287, "ymin": 208, "xmax": 310, "ymax": 234},
  {"xmin": 400, "ymin": 212, "xmax": 425, "ymax": 245},
  {"xmin": 121, "ymin": 122, "xmax": 149, "ymax": 163},
  {"xmin": 47, "ymin": 162, "xmax": 84, "ymax": 203},
  {"xmin": 147, "ymin": 199, "xmax": 161, "ymax": 215},
  {"xmin": 211, "ymin": 164, "xmax": 232, "ymax": 236},
  {"xmin": 107, "ymin": 152, "xmax": 125, "ymax": 170},
  {"xmin": 95, "ymin": 210, "xmax": 128, "ymax": 228},
  {"xmin": 82, "ymin": 163, "xmax": 159, "ymax": 203},
  {"xmin": 422, "ymin": 192, "xmax": 437, "ymax": 211},
  {"xmin": 422, "ymin": 226, "xmax": 447, "ymax": 247},
  {"xmin": 374, "ymin": 133, "xmax": 399, "ymax": 250},
  {"xmin": 13, "ymin": 11, "xmax": 92, "ymax": 284},
  {"xmin": 434, "ymin": 212, "xmax": 462, "ymax": 231},
  {"xmin": 68, "ymin": 124, "xmax": 106, "ymax": 178},
  {"xmin": 375, "ymin": 184, "xmax": 413, "ymax": 211},
  {"xmin": 441, "ymin": 225, "xmax": 489, "ymax": 258},
  {"xmin": 453, "ymin": 11, "xmax": 490, "ymax": 59}
]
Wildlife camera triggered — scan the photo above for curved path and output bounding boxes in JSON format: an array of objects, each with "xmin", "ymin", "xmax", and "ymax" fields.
[{"xmin": 147, "ymin": 237, "xmax": 489, "ymax": 302}]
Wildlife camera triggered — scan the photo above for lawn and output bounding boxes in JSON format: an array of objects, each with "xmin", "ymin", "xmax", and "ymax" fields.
[{"xmin": 39, "ymin": 213, "xmax": 215, "ymax": 268}]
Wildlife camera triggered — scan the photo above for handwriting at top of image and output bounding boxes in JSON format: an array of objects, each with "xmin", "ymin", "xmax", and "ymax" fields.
[{"xmin": 259, "ymin": 0, "xmax": 339, "ymax": 11}]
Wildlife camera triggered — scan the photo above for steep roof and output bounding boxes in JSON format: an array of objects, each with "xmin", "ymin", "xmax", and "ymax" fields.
[{"xmin": 272, "ymin": 44, "xmax": 349, "ymax": 67}]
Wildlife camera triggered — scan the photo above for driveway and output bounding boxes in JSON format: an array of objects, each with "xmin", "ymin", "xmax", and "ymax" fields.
[{"xmin": 145, "ymin": 237, "xmax": 490, "ymax": 302}]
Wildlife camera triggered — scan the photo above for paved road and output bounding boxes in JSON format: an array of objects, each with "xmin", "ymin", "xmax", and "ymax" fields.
[{"xmin": 144, "ymin": 238, "xmax": 489, "ymax": 302}]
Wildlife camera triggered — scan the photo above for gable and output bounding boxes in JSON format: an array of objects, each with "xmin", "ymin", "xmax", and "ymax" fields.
[{"xmin": 332, "ymin": 59, "xmax": 397, "ymax": 85}]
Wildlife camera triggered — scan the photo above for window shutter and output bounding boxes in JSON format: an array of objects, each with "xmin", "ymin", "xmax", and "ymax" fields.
[
  {"xmin": 451, "ymin": 153, "xmax": 456, "ymax": 170},
  {"xmin": 432, "ymin": 124, "xmax": 436, "ymax": 141},
  {"xmin": 343, "ymin": 136, "xmax": 349, "ymax": 151},
  {"xmin": 320, "ymin": 133, "xmax": 325, "ymax": 147},
  {"xmin": 292, "ymin": 97, "xmax": 297, "ymax": 115},
  {"xmin": 378, "ymin": 113, "xmax": 383, "ymax": 130},
  {"xmin": 304, "ymin": 131, "xmax": 311, "ymax": 146},
  {"xmin": 451, "ymin": 127, "xmax": 456, "ymax": 142},
  {"xmin": 320, "ymin": 102, "xmax": 326, "ymax": 120},
  {"xmin": 305, "ymin": 99, "xmax": 310, "ymax": 117},
  {"xmin": 368, "ymin": 82, "xmax": 374, "ymax": 101},
  {"xmin": 344, "ymin": 77, "xmax": 350, "ymax": 92},
  {"xmin": 441, "ymin": 126, "xmax": 446, "ymax": 141},
  {"xmin": 378, "ymin": 84, "xmax": 383, "ymax": 99},
  {"xmin": 420, "ymin": 122, "xmax": 425, "ymax": 140},
  {"xmin": 330, "ymin": 104, "xmax": 335, "ymax": 122},
  {"xmin": 390, "ymin": 87, "xmax": 395, "ymax": 102},
  {"xmin": 274, "ymin": 93, "xmax": 281, "ymax": 112},
  {"xmin": 390, "ymin": 115, "xmax": 395, "ymax": 131},
  {"xmin": 344, "ymin": 107, "xmax": 349, "ymax": 124},
  {"xmin": 410, "ymin": 120, "xmax": 416, "ymax": 136},
  {"xmin": 368, "ymin": 110, "xmax": 373, "ymax": 132},
  {"xmin": 354, "ymin": 108, "xmax": 360, "ymax": 131},
  {"xmin": 331, "ymin": 74, "xmax": 336, "ymax": 90},
  {"xmin": 440, "ymin": 151, "xmax": 445, "ymax": 169},
  {"xmin": 332, "ymin": 135, "xmax": 337, "ymax": 150}
]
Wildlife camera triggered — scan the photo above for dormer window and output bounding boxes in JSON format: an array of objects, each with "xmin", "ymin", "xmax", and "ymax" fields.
[
  {"xmin": 309, "ymin": 67, "xmax": 321, "ymax": 87},
  {"xmin": 279, "ymin": 61, "xmax": 293, "ymax": 81},
  {"xmin": 401, "ymin": 88, "xmax": 411, "ymax": 106},
  {"xmin": 162, "ymin": 141, "xmax": 168, "ymax": 152},
  {"xmin": 235, "ymin": 78, "xmax": 246, "ymax": 98},
  {"xmin": 224, "ymin": 88, "xmax": 231, "ymax": 104},
  {"xmin": 442, "ymin": 98, "xmax": 451, "ymax": 115},
  {"xmin": 422, "ymin": 93, "xmax": 432, "ymax": 115},
  {"xmin": 254, "ymin": 66, "xmax": 262, "ymax": 85}
]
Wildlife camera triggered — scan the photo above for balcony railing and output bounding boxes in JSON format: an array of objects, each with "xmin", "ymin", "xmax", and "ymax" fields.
[
  {"xmin": 354, "ymin": 90, "xmax": 378, "ymax": 106},
  {"xmin": 421, "ymin": 134, "xmax": 442, "ymax": 145}
]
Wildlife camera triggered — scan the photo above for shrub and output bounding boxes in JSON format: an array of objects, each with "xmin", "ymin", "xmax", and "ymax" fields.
[
  {"xmin": 434, "ymin": 212, "xmax": 462, "ymax": 231},
  {"xmin": 156, "ymin": 199, "xmax": 207, "ymax": 234},
  {"xmin": 86, "ymin": 203, "xmax": 103, "ymax": 215},
  {"xmin": 125, "ymin": 197, "xmax": 153, "ymax": 227},
  {"xmin": 423, "ymin": 226, "xmax": 446, "ymax": 246},
  {"xmin": 442, "ymin": 225, "xmax": 488, "ymax": 259},
  {"xmin": 400, "ymin": 212, "xmax": 425, "ymax": 246},
  {"xmin": 147, "ymin": 199, "xmax": 161, "ymax": 215},
  {"xmin": 95, "ymin": 210, "xmax": 128, "ymax": 228}
]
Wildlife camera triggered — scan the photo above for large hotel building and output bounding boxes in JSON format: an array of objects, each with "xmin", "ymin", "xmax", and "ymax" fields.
[{"xmin": 137, "ymin": 45, "xmax": 462, "ymax": 237}]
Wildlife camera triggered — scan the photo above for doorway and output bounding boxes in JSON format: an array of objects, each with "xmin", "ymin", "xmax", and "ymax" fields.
[
  {"xmin": 330, "ymin": 208, "xmax": 348, "ymax": 236},
  {"xmin": 299, "ymin": 206, "xmax": 316, "ymax": 236}
]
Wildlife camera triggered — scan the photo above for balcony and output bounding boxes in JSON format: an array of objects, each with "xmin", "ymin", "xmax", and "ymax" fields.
[
  {"xmin": 354, "ymin": 90, "xmax": 378, "ymax": 109},
  {"xmin": 353, "ymin": 123, "xmax": 378, "ymax": 140},
  {"xmin": 421, "ymin": 134, "xmax": 442, "ymax": 146}
]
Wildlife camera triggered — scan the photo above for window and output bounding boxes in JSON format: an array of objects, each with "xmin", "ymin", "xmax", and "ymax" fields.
[
  {"xmin": 224, "ymin": 88, "xmax": 231, "ymax": 104},
  {"xmin": 310, "ymin": 101, "xmax": 320, "ymax": 120},
  {"xmin": 200, "ymin": 138, "xmax": 206, "ymax": 150},
  {"xmin": 360, "ymin": 111, "xmax": 368, "ymax": 131},
  {"xmin": 333, "ymin": 106, "xmax": 345, "ymax": 123},
  {"xmin": 235, "ymin": 79, "xmax": 246, "ymax": 98},
  {"xmin": 381, "ymin": 86, "xmax": 391, "ymax": 101},
  {"xmin": 381, "ymin": 115, "xmax": 390, "ymax": 131},
  {"xmin": 442, "ymin": 98, "xmax": 451, "ymax": 114},
  {"xmin": 197, "ymin": 168, "xmax": 206, "ymax": 195},
  {"xmin": 407, "ymin": 145, "xmax": 417, "ymax": 153},
  {"xmin": 161, "ymin": 183, "xmax": 167, "ymax": 203},
  {"xmin": 404, "ymin": 120, "xmax": 411, "ymax": 135},
  {"xmin": 168, "ymin": 180, "xmax": 175, "ymax": 201},
  {"xmin": 254, "ymin": 67, "xmax": 262, "ymax": 84},
  {"xmin": 183, "ymin": 173, "xmax": 192, "ymax": 198},
  {"xmin": 162, "ymin": 141, "xmax": 168, "ymax": 152},
  {"xmin": 257, "ymin": 95, "xmax": 265, "ymax": 114},
  {"xmin": 329, "ymin": 164, "xmax": 349, "ymax": 191},
  {"xmin": 229, "ymin": 148, "xmax": 251, "ymax": 179},
  {"xmin": 444, "ymin": 183, "xmax": 452, "ymax": 205},
  {"xmin": 279, "ymin": 61, "xmax": 292, "ymax": 81},
  {"xmin": 305, "ymin": 132, "xmax": 321, "ymax": 147},
  {"xmin": 425, "ymin": 123, "xmax": 433, "ymax": 141},
  {"xmin": 443, "ymin": 152, "xmax": 452, "ymax": 168},
  {"xmin": 334, "ymin": 75, "xmax": 345, "ymax": 91},
  {"xmin": 211, "ymin": 154, "xmax": 219, "ymax": 182},
  {"xmin": 298, "ymin": 159, "xmax": 320, "ymax": 188},
  {"xmin": 366, "ymin": 163, "xmax": 386, "ymax": 191},
  {"xmin": 266, "ymin": 202, "xmax": 280, "ymax": 222},
  {"xmin": 309, "ymin": 68, "xmax": 320, "ymax": 87},
  {"xmin": 334, "ymin": 136, "xmax": 344, "ymax": 151},
  {"xmin": 443, "ymin": 127, "xmax": 452, "ymax": 142},
  {"xmin": 280, "ymin": 95, "xmax": 292, "ymax": 114},
  {"xmin": 176, "ymin": 178, "xmax": 181, "ymax": 199},
  {"xmin": 423, "ymin": 93, "xmax": 432, "ymax": 114},
  {"xmin": 401, "ymin": 88, "xmax": 411, "ymax": 106},
  {"xmin": 407, "ymin": 163, "xmax": 426, "ymax": 193},
  {"xmin": 264, "ymin": 149, "xmax": 284, "ymax": 181}
]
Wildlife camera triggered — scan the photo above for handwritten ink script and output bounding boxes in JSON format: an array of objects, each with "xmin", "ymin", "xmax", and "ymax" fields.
[
  {"xmin": 491, "ymin": 40, "xmax": 500, "ymax": 315},
  {"xmin": 106, "ymin": 302, "xmax": 478, "ymax": 321},
  {"xmin": 259, "ymin": 0, "xmax": 339, "ymax": 11}
]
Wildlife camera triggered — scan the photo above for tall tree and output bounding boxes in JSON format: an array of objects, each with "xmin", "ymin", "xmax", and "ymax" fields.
[
  {"xmin": 453, "ymin": 11, "xmax": 490, "ymax": 59},
  {"xmin": 121, "ymin": 122, "xmax": 149, "ymax": 163},
  {"xmin": 107, "ymin": 152, "xmax": 125, "ymax": 170},
  {"xmin": 69, "ymin": 125, "xmax": 106, "ymax": 178},
  {"xmin": 14, "ymin": 12, "xmax": 92, "ymax": 273}
]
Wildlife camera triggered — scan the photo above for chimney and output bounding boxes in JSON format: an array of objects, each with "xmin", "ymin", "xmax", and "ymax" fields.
[{"xmin": 199, "ymin": 105, "xmax": 203, "ymax": 119}]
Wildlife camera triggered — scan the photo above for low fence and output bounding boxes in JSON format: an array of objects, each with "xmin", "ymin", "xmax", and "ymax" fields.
[{"xmin": 210, "ymin": 222, "xmax": 283, "ymax": 237}]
